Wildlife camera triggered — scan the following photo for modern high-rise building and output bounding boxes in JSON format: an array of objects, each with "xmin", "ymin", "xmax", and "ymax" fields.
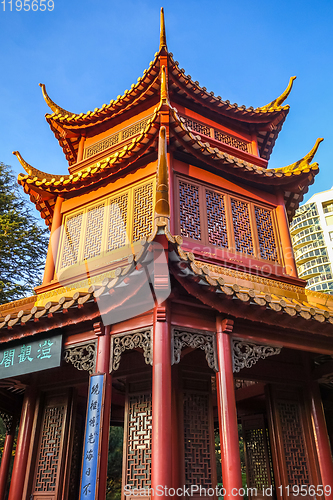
[{"xmin": 290, "ymin": 187, "xmax": 333, "ymax": 293}]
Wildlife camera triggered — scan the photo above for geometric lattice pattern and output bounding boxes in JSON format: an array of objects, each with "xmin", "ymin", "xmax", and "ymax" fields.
[
  {"xmin": 206, "ymin": 190, "xmax": 228, "ymax": 247},
  {"xmin": 183, "ymin": 392, "xmax": 212, "ymax": 487},
  {"xmin": 84, "ymin": 115, "xmax": 152, "ymax": 159},
  {"xmin": 255, "ymin": 206, "xmax": 278, "ymax": 261},
  {"xmin": 214, "ymin": 130, "xmax": 248, "ymax": 151},
  {"xmin": 179, "ymin": 180, "xmax": 201, "ymax": 241},
  {"xmin": 108, "ymin": 194, "xmax": 128, "ymax": 251},
  {"xmin": 125, "ymin": 393, "xmax": 152, "ymax": 489},
  {"xmin": 123, "ymin": 118, "xmax": 150, "ymax": 141},
  {"xmin": 231, "ymin": 198, "xmax": 254, "ymax": 255},
  {"xmin": 34, "ymin": 405, "xmax": 65, "ymax": 492},
  {"xmin": 243, "ymin": 424, "xmax": 270, "ymax": 490},
  {"xmin": 182, "ymin": 117, "xmax": 211, "ymax": 137},
  {"xmin": 133, "ymin": 182, "xmax": 153, "ymax": 242},
  {"xmin": 84, "ymin": 203, "xmax": 105, "ymax": 260},
  {"xmin": 60, "ymin": 212, "xmax": 83, "ymax": 268},
  {"xmin": 277, "ymin": 400, "xmax": 311, "ymax": 485},
  {"xmin": 181, "ymin": 114, "xmax": 249, "ymax": 152}
]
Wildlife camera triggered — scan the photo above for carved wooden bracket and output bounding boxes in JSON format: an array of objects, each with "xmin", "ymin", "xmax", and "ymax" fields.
[
  {"xmin": 110, "ymin": 328, "xmax": 153, "ymax": 372},
  {"xmin": 63, "ymin": 340, "xmax": 97, "ymax": 374},
  {"xmin": 232, "ymin": 339, "xmax": 281, "ymax": 373},
  {"xmin": 172, "ymin": 328, "xmax": 218, "ymax": 372}
]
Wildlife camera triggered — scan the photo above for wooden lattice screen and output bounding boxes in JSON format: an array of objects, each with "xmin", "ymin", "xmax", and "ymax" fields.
[
  {"xmin": 183, "ymin": 391, "xmax": 213, "ymax": 487},
  {"xmin": 31, "ymin": 394, "xmax": 71, "ymax": 500},
  {"xmin": 242, "ymin": 414, "xmax": 274, "ymax": 500},
  {"xmin": 123, "ymin": 392, "xmax": 152, "ymax": 500}
]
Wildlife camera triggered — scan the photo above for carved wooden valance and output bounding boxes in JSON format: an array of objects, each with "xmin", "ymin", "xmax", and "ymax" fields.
[
  {"xmin": 232, "ymin": 339, "xmax": 281, "ymax": 373},
  {"xmin": 110, "ymin": 328, "xmax": 153, "ymax": 372},
  {"xmin": 172, "ymin": 328, "xmax": 218, "ymax": 372},
  {"xmin": 63, "ymin": 340, "xmax": 97, "ymax": 374}
]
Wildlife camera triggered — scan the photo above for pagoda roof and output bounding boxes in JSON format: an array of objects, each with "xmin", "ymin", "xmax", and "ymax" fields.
[
  {"xmin": 39, "ymin": 9, "xmax": 294, "ymax": 165},
  {"xmin": 1, "ymin": 234, "xmax": 333, "ymax": 348},
  {"xmin": 3, "ymin": 128, "xmax": 330, "ymax": 346},
  {"xmin": 16, "ymin": 97, "xmax": 321, "ymax": 225}
]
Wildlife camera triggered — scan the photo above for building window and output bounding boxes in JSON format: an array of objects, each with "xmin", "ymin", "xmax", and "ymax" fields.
[
  {"xmin": 57, "ymin": 177, "xmax": 155, "ymax": 271},
  {"xmin": 177, "ymin": 176, "xmax": 279, "ymax": 263}
]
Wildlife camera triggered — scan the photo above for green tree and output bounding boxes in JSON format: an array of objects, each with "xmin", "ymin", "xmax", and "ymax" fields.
[
  {"xmin": 106, "ymin": 426, "xmax": 124, "ymax": 500},
  {"xmin": 0, "ymin": 162, "xmax": 48, "ymax": 304}
]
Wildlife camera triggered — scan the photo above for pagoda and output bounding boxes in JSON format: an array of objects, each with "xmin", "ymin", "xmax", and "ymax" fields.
[{"xmin": 0, "ymin": 9, "xmax": 333, "ymax": 500}]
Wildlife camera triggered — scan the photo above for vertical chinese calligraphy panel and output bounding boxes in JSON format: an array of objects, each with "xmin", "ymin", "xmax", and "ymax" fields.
[{"xmin": 80, "ymin": 374, "xmax": 105, "ymax": 500}]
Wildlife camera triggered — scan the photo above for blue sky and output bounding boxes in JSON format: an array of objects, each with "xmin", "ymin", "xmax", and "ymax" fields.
[{"xmin": 1, "ymin": 0, "xmax": 332, "ymax": 212}]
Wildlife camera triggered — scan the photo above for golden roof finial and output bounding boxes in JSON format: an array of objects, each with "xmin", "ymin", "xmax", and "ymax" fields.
[
  {"xmin": 13, "ymin": 151, "xmax": 37, "ymax": 176},
  {"xmin": 160, "ymin": 7, "xmax": 167, "ymax": 50},
  {"xmin": 39, "ymin": 83, "xmax": 73, "ymax": 116},
  {"xmin": 160, "ymin": 65, "xmax": 169, "ymax": 103},
  {"xmin": 259, "ymin": 76, "xmax": 297, "ymax": 111},
  {"xmin": 276, "ymin": 138, "xmax": 324, "ymax": 174},
  {"xmin": 155, "ymin": 126, "xmax": 170, "ymax": 220},
  {"xmin": 302, "ymin": 137, "xmax": 324, "ymax": 165},
  {"xmin": 13, "ymin": 151, "xmax": 65, "ymax": 180}
]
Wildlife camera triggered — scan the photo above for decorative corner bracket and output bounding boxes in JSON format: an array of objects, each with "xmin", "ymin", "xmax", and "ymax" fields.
[
  {"xmin": 110, "ymin": 328, "xmax": 153, "ymax": 372},
  {"xmin": 232, "ymin": 339, "xmax": 281, "ymax": 373},
  {"xmin": 63, "ymin": 340, "xmax": 97, "ymax": 374},
  {"xmin": 172, "ymin": 329, "xmax": 218, "ymax": 372}
]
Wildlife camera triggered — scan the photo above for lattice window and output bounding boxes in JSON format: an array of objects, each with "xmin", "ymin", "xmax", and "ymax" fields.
[
  {"xmin": 122, "ymin": 118, "xmax": 150, "ymax": 141},
  {"xmin": 214, "ymin": 130, "xmax": 248, "ymax": 151},
  {"xmin": 125, "ymin": 393, "xmax": 152, "ymax": 489},
  {"xmin": 179, "ymin": 180, "xmax": 201, "ymax": 240},
  {"xmin": 183, "ymin": 392, "xmax": 212, "ymax": 487},
  {"xmin": 133, "ymin": 182, "xmax": 153, "ymax": 242},
  {"xmin": 84, "ymin": 133, "xmax": 120, "ymax": 159},
  {"xmin": 255, "ymin": 206, "xmax": 278, "ymax": 261},
  {"xmin": 34, "ymin": 405, "xmax": 65, "ymax": 492},
  {"xmin": 244, "ymin": 427, "xmax": 269, "ymax": 489},
  {"xmin": 108, "ymin": 194, "xmax": 128, "ymax": 251},
  {"xmin": 277, "ymin": 400, "xmax": 311, "ymax": 485},
  {"xmin": 206, "ymin": 190, "xmax": 228, "ymax": 248},
  {"xmin": 60, "ymin": 212, "xmax": 83, "ymax": 269},
  {"xmin": 84, "ymin": 203, "xmax": 105, "ymax": 260},
  {"xmin": 84, "ymin": 116, "xmax": 152, "ymax": 159},
  {"xmin": 231, "ymin": 198, "xmax": 254, "ymax": 255},
  {"xmin": 57, "ymin": 178, "xmax": 155, "ymax": 271},
  {"xmin": 182, "ymin": 117, "xmax": 211, "ymax": 137},
  {"xmin": 242, "ymin": 415, "xmax": 274, "ymax": 492}
]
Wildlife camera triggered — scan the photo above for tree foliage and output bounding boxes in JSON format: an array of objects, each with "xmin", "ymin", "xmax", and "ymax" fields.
[
  {"xmin": 106, "ymin": 426, "xmax": 123, "ymax": 500},
  {"xmin": 0, "ymin": 162, "xmax": 48, "ymax": 304}
]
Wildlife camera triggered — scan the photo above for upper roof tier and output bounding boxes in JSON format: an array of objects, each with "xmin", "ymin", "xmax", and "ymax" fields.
[{"xmin": 39, "ymin": 8, "xmax": 295, "ymax": 165}]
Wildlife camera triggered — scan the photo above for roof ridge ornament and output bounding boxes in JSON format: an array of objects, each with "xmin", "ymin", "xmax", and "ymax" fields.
[
  {"xmin": 258, "ymin": 76, "xmax": 297, "ymax": 111},
  {"xmin": 160, "ymin": 65, "xmax": 169, "ymax": 104},
  {"xmin": 159, "ymin": 7, "xmax": 167, "ymax": 51},
  {"xmin": 155, "ymin": 126, "xmax": 170, "ymax": 223},
  {"xmin": 13, "ymin": 150, "xmax": 66, "ymax": 181},
  {"xmin": 39, "ymin": 83, "xmax": 73, "ymax": 117},
  {"xmin": 276, "ymin": 137, "xmax": 324, "ymax": 174}
]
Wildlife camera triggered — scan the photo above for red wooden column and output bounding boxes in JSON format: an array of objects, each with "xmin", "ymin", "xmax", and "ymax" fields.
[
  {"xmin": 216, "ymin": 317, "xmax": 243, "ymax": 499},
  {"xmin": 42, "ymin": 195, "xmax": 64, "ymax": 285},
  {"xmin": 309, "ymin": 382, "xmax": 333, "ymax": 499},
  {"xmin": 8, "ymin": 386, "xmax": 37, "ymax": 500},
  {"xmin": 276, "ymin": 190, "xmax": 298, "ymax": 278},
  {"xmin": 151, "ymin": 301, "xmax": 172, "ymax": 495},
  {"xmin": 0, "ymin": 414, "xmax": 17, "ymax": 500},
  {"xmin": 94, "ymin": 322, "xmax": 112, "ymax": 500}
]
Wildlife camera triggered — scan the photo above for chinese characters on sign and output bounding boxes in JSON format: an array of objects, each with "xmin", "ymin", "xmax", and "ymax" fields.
[
  {"xmin": 80, "ymin": 374, "xmax": 104, "ymax": 500},
  {"xmin": 0, "ymin": 334, "xmax": 62, "ymax": 379}
]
